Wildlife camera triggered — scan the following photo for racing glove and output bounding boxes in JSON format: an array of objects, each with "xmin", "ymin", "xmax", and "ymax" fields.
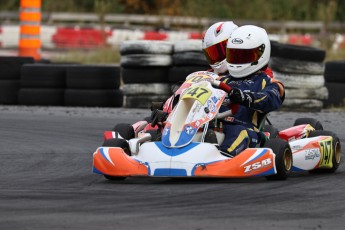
[
  {"xmin": 150, "ymin": 109, "xmax": 169, "ymax": 127},
  {"xmin": 228, "ymin": 88, "xmax": 254, "ymax": 108}
]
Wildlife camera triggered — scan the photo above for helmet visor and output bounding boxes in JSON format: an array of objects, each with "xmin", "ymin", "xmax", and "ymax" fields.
[
  {"xmin": 203, "ymin": 39, "xmax": 227, "ymax": 65},
  {"xmin": 226, "ymin": 44, "xmax": 265, "ymax": 65}
]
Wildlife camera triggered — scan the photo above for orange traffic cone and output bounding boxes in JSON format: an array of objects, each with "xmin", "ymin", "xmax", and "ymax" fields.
[{"xmin": 18, "ymin": 0, "xmax": 41, "ymax": 60}]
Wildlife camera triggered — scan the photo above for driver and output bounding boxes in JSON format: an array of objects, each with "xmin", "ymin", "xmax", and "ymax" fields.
[
  {"xmin": 202, "ymin": 21, "xmax": 238, "ymax": 75},
  {"xmin": 218, "ymin": 25, "xmax": 285, "ymax": 157},
  {"xmin": 151, "ymin": 21, "xmax": 239, "ymax": 125}
]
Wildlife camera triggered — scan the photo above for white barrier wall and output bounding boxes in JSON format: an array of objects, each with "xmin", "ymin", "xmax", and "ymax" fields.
[{"xmin": 2, "ymin": 25, "xmax": 332, "ymax": 49}]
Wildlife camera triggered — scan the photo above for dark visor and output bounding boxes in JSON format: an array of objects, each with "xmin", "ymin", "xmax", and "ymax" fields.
[
  {"xmin": 203, "ymin": 39, "xmax": 227, "ymax": 65},
  {"xmin": 226, "ymin": 44, "xmax": 265, "ymax": 65}
]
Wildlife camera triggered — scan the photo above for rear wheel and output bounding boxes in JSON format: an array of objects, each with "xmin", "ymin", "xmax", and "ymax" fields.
[
  {"xmin": 264, "ymin": 139, "xmax": 292, "ymax": 180},
  {"xmin": 102, "ymin": 138, "xmax": 131, "ymax": 180},
  {"xmin": 263, "ymin": 124, "xmax": 279, "ymax": 138},
  {"xmin": 308, "ymin": 130, "xmax": 341, "ymax": 173},
  {"xmin": 293, "ymin": 118, "xmax": 323, "ymax": 130}
]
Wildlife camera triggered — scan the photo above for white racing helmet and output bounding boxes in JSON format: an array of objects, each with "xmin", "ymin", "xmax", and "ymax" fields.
[
  {"xmin": 226, "ymin": 25, "xmax": 271, "ymax": 78},
  {"xmin": 202, "ymin": 21, "xmax": 238, "ymax": 75}
]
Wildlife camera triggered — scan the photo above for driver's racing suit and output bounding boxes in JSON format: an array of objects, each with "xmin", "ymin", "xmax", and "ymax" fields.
[{"xmin": 218, "ymin": 70, "xmax": 285, "ymax": 157}]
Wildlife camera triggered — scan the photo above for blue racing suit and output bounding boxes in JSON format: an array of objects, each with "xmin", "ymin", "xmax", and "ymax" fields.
[{"xmin": 218, "ymin": 71, "xmax": 285, "ymax": 157}]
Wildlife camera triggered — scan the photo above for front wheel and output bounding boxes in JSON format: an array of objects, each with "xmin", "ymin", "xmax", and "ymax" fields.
[
  {"xmin": 104, "ymin": 175, "xmax": 126, "ymax": 181},
  {"xmin": 112, "ymin": 123, "xmax": 135, "ymax": 140},
  {"xmin": 264, "ymin": 138, "xmax": 293, "ymax": 180},
  {"xmin": 308, "ymin": 130, "xmax": 341, "ymax": 173},
  {"xmin": 102, "ymin": 138, "xmax": 131, "ymax": 180}
]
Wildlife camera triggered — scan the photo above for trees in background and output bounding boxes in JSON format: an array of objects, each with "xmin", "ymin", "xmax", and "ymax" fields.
[{"xmin": 0, "ymin": 0, "xmax": 342, "ymax": 22}]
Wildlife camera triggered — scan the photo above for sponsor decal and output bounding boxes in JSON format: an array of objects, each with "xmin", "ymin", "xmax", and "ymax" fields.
[
  {"xmin": 163, "ymin": 128, "xmax": 169, "ymax": 136},
  {"xmin": 290, "ymin": 144, "xmax": 303, "ymax": 151},
  {"xmin": 224, "ymin": 116, "xmax": 234, "ymax": 122},
  {"xmin": 207, "ymin": 100, "xmax": 217, "ymax": 112},
  {"xmin": 211, "ymin": 96, "xmax": 219, "ymax": 103},
  {"xmin": 289, "ymin": 133, "xmax": 307, "ymax": 142},
  {"xmin": 185, "ymin": 126, "xmax": 195, "ymax": 135},
  {"xmin": 228, "ymin": 79, "xmax": 254, "ymax": 86},
  {"xmin": 244, "ymin": 158, "xmax": 272, "ymax": 173},
  {"xmin": 192, "ymin": 103, "xmax": 202, "ymax": 113},
  {"xmin": 243, "ymin": 80, "xmax": 254, "ymax": 85},
  {"xmin": 305, "ymin": 148, "xmax": 321, "ymax": 160},
  {"xmin": 232, "ymin": 38, "xmax": 243, "ymax": 44}
]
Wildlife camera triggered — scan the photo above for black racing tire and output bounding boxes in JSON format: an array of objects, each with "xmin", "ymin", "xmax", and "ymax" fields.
[
  {"xmin": 264, "ymin": 138, "xmax": 292, "ymax": 180},
  {"xmin": 324, "ymin": 61, "xmax": 345, "ymax": 83},
  {"xmin": 269, "ymin": 57, "xmax": 325, "ymax": 75},
  {"xmin": 66, "ymin": 65, "xmax": 121, "ymax": 89},
  {"xmin": 64, "ymin": 89, "xmax": 123, "ymax": 107},
  {"xmin": 263, "ymin": 124, "xmax": 279, "ymax": 138},
  {"xmin": 112, "ymin": 123, "xmax": 135, "ymax": 140},
  {"xmin": 293, "ymin": 118, "xmax": 323, "ymax": 130},
  {"xmin": 324, "ymin": 82, "xmax": 345, "ymax": 108},
  {"xmin": 168, "ymin": 66, "xmax": 209, "ymax": 83},
  {"xmin": 174, "ymin": 40, "xmax": 202, "ymax": 53},
  {"xmin": 122, "ymin": 83, "xmax": 171, "ymax": 95},
  {"xmin": 271, "ymin": 42, "xmax": 326, "ymax": 62},
  {"xmin": 102, "ymin": 138, "xmax": 131, "ymax": 155},
  {"xmin": 120, "ymin": 40, "xmax": 173, "ymax": 55},
  {"xmin": 308, "ymin": 130, "xmax": 341, "ymax": 173},
  {"xmin": 285, "ymin": 87, "xmax": 328, "ymax": 100},
  {"xmin": 280, "ymin": 99, "xmax": 324, "ymax": 112},
  {"xmin": 120, "ymin": 54, "xmax": 172, "ymax": 67},
  {"xmin": 124, "ymin": 94, "xmax": 170, "ymax": 109},
  {"xmin": 121, "ymin": 67, "xmax": 169, "ymax": 84},
  {"xmin": 143, "ymin": 116, "xmax": 152, "ymax": 123},
  {"xmin": 173, "ymin": 52, "xmax": 208, "ymax": 66},
  {"xmin": 273, "ymin": 71, "xmax": 324, "ymax": 89},
  {"xmin": 103, "ymin": 175, "xmax": 126, "ymax": 181},
  {"xmin": 18, "ymin": 88, "xmax": 64, "ymax": 106},
  {"xmin": 0, "ymin": 80, "xmax": 20, "ymax": 104},
  {"xmin": 102, "ymin": 138, "xmax": 131, "ymax": 181},
  {"xmin": 0, "ymin": 56, "xmax": 35, "ymax": 80},
  {"xmin": 21, "ymin": 64, "xmax": 71, "ymax": 88}
]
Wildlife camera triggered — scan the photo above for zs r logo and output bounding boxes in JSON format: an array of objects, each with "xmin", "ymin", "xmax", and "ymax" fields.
[{"xmin": 244, "ymin": 158, "xmax": 272, "ymax": 173}]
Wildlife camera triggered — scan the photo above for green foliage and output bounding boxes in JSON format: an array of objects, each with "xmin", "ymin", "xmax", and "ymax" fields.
[
  {"xmin": 0, "ymin": 0, "xmax": 342, "ymax": 22},
  {"xmin": 50, "ymin": 46, "xmax": 121, "ymax": 64}
]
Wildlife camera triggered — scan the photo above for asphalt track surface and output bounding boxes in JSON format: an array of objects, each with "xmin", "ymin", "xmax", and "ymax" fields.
[{"xmin": 1, "ymin": 106, "xmax": 344, "ymax": 230}]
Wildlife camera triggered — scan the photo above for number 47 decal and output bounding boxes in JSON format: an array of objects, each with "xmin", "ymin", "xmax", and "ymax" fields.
[
  {"xmin": 182, "ymin": 86, "xmax": 212, "ymax": 105},
  {"xmin": 186, "ymin": 87, "xmax": 209, "ymax": 98},
  {"xmin": 319, "ymin": 139, "xmax": 333, "ymax": 167}
]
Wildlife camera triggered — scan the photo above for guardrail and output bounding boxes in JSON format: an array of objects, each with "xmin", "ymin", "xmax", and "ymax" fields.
[{"xmin": 1, "ymin": 11, "xmax": 344, "ymax": 32}]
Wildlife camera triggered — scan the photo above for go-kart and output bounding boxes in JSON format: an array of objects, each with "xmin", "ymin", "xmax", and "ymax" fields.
[{"xmin": 93, "ymin": 71, "xmax": 341, "ymax": 181}]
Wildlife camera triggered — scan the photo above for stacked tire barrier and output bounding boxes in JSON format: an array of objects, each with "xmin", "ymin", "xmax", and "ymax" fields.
[
  {"xmin": 65, "ymin": 65, "xmax": 123, "ymax": 107},
  {"xmin": 270, "ymin": 42, "xmax": 327, "ymax": 111},
  {"xmin": 19, "ymin": 64, "xmax": 70, "ymax": 106},
  {"xmin": 168, "ymin": 40, "xmax": 209, "ymax": 83},
  {"xmin": 324, "ymin": 61, "xmax": 345, "ymax": 107},
  {"xmin": 0, "ymin": 56, "xmax": 34, "ymax": 104},
  {"xmin": 120, "ymin": 41, "xmax": 174, "ymax": 108},
  {"xmin": 0, "ymin": 58, "xmax": 123, "ymax": 108}
]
